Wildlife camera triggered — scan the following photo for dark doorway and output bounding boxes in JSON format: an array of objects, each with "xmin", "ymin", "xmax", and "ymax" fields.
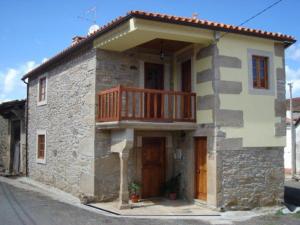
[
  {"xmin": 10, "ymin": 120, "xmax": 21, "ymax": 173},
  {"xmin": 181, "ymin": 59, "xmax": 192, "ymax": 119},
  {"xmin": 144, "ymin": 63, "xmax": 164, "ymax": 119}
]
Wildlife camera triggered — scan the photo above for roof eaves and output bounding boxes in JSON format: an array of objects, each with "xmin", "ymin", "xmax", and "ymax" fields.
[
  {"xmin": 130, "ymin": 11, "xmax": 296, "ymax": 45},
  {"xmin": 22, "ymin": 10, "xmax": 296, "ymax": 80}
]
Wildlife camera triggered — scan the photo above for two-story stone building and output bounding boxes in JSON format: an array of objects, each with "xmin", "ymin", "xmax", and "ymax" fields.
[{"xmin": 22, "ymin": 11, "xmax": 296, "ymax": 210}]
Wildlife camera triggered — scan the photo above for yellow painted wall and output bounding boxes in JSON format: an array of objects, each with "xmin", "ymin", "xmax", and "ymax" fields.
[
  {"xmin": 194, "ymin": 46, "xmax": 214, "ymax": 124},
  {"xmin": 217, "ymin": 34, "xmax": 285, "ymax": 147}
]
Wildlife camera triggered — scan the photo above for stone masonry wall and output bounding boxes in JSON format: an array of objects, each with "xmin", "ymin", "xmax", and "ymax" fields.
[
  {"xmin": 219, "ymin": 147, "xmax": 284, "ymax": 210},
  {"xmin": 28, "ymin": 46, "xmax": 96, "ymax": 198},
  {"xmin": 0, "ymin": 115, "xmax": 9, "ymax": 168},
  {"xmin": 94, "ymin": 49, "xmax": 140, "ymax": 201}
]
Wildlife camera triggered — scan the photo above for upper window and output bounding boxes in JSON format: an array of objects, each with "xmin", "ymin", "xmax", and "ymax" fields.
[
  {"xmin": 38, "ymin": 75, "xmax": 47, "ymax": 105},
  {"xmin": 38, "ymin": 134, "xmax": 45, "ymax": 159},
  {"xmin": 252, "ymin": 55, "xmax": 269, "ymax": 89},
  {"xmin": 36, "ymin": 130, "xmax": 46, "ymax": 164}
]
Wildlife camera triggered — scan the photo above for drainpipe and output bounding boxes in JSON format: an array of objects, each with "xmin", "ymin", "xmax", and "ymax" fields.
[
  {"xmin": 22, "ymin": 78, "xmax": 29, "ymax": 176},
  {"xmin": 288, "ymin": 83, "xmax": 296, "ymax": 178}
]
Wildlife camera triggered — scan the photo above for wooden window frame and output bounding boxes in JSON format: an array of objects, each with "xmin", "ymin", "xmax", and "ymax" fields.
[
  {"xmin": 36, "ymin": 130, "xmax": 46, "ymax": 164},
  {"xmin": 252, "ymin": 55, "xmax": 269, "ymax": 89},
  {"xmin": 37, "ymin": 75, "xmax": 47, "ymax": 106}
]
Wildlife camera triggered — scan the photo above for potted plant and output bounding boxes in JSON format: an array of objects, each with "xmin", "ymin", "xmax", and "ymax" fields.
[
  {"xmin": 129, "ymin": 182, "xmax": 141, "ymax": 203},
  {"xmin": 164, "ymin": 173, "xmax": 181, "ymax": 200}
]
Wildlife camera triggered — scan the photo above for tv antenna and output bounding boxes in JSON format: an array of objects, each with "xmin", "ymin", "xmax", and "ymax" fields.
[
  {"xmin": 192, "ymin": 13, "xmax": 199, "ymax": 19},
  {"xmin": 77, "ymin": 6, "xmax": 99, "ymax": 35},
  {"xmin": 77, "ymin": 6, "xmax": 97, "ymax": 25}
]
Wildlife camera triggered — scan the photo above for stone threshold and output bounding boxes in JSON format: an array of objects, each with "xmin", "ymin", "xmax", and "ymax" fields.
[
  {"xmin": 96, "ymin": 121, "xmax": 197, "ymax": 130},
  {"xmin": 87, "ymin": 198, "xmax": 220, "ymax": 216}
]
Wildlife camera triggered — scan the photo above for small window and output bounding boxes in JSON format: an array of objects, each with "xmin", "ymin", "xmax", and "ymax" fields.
[
  {"xmin": 39, "ymin": 77, "xmax": 46, "ymax": 102},
  {"xmin": 37, "ymin": 75, "xmax": 47, "ymax": 106},
  {"xmin": 37, "ymin": 135, "xmax": 45, "ymax": 159},
  {"xmin": 36, "ymin": 131, "xmax": 46, "ymax": 164},
  {"xmin": 252, "ymin": 55, "xmax": 268, "ymax": 89}
]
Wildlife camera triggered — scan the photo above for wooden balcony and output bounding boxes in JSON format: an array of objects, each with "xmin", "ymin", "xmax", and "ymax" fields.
[{"xmin": 97, "ymin": 86, "xmax": 196, "ymax": 124}]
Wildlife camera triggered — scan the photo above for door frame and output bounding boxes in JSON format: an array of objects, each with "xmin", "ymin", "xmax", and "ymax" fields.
[
  {"xmin": 141, "ymin": 136, "xmax": 166, "ymax": 198},
  {"xmin": 194, "ymin": 136, "xmax": 208, "ymax": 201}
]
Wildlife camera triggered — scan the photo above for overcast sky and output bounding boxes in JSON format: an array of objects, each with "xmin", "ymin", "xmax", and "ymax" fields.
[{"xmin": 0, "ymin": 0, "xmax": 299, "ymax": 102}]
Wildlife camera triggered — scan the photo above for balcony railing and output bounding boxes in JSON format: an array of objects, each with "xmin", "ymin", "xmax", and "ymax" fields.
[{"xmin": 97, "ymin": 86, "xmax": 196, "ymax": 123}]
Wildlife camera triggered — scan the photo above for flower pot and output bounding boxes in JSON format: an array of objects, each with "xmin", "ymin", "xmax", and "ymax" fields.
[
  {"xmin": 130, "ymin": 194, "xmax": 139, "ymax": 203},
  {"xmin": 169, "ymin": 192, "xmax": 177, "ymax": 200}
]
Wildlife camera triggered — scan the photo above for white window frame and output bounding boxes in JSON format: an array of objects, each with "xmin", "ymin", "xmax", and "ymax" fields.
[
  {"xmin": 36, "ymin": 130, "xmax": 47, "ymax": 164},
  {"xmin": 247, "ymin": 49, "xmax": 274, "ymax": 96},
  {"xmin": 37, "ymin": 74, "xmax": 48, "ymax": 106}
]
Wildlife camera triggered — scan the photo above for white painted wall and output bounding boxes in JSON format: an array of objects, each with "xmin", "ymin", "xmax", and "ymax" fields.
[{"xmin": 284, "ymin": 110, "xmax": 300, "ymax": 173}]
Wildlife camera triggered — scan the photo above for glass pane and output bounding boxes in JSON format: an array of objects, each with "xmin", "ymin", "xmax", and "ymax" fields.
[
  {"xmin": 38, "ymin": 135, "xmax": 45, "ymax": 159},
  {"xmin": 260, "ymin": 58, "xmax": 265, "ymax": 80},
  {"xmin": 252, "ymin": 57, "xmax": 257, "ymax": 86}
]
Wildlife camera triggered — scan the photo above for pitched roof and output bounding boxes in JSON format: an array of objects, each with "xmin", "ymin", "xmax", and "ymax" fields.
[
  {"xmin": 286, "ymin": 98, "xmax": 300, "ymax": 112},
  {"xmin": 0, "ymin": 99, "xmax": 26, "ymax": 118},
  {"xmin": 22, "ymin": 10, "xmax": 296, "ymax": 80}
]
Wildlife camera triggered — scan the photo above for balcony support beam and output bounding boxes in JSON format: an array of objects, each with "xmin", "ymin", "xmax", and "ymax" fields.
[{"xmin": 110, "ymin": 128, "xmax": 134, "ymax": 209}]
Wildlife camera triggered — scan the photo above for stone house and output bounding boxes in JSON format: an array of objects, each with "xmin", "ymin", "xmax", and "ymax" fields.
[
  {"xmin": 21, "ymin": 11, "xmax": 295, "ymax": 210},
  {"xmin": 0, "ymin": 100, "xmax": 26, "ymax": 175}
]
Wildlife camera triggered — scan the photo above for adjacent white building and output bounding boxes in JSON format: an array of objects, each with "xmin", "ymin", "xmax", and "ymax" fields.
[{"xmin": 285, "ymin": 108, "xmax": 300, "ymax": 174}]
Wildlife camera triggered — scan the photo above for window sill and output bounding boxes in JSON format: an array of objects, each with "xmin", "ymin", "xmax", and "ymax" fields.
[
  {"xmin": 37, "ymin": 101, "xmax": 47, "ymax": 106},
  {"xmin": 36, "ymin": 158, "xmax": 46, "ymax": 164},
  {"xmin": 253, "ymin": 87, "xmax": 269, "ymax": 90}
]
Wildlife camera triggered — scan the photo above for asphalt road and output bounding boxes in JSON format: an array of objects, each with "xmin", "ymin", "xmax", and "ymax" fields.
[
  {"xmin": 0, "ymin": 181, "xmax": 208, "ymax": 225},
  {"xmin": 1, "ymin": 180, "xmax": 300, "ymax": 225}
]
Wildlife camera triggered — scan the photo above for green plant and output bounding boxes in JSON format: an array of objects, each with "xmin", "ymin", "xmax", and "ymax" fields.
[
  {"xmin": 163, "ymin": 173, "xmax": 181, "ymax": 195},
  {"xmin": 129, "ymin": 182, "xmax": 140, "ymax": 195},
  {"xmin": 275, "ymin": 209, "xmax": 285, "ymax": 217},
  {"xmin": 293, "ymin": 211, "xmax": 300, "ymax": 219}
]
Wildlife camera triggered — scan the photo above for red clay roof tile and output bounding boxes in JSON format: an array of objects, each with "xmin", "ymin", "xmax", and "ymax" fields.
[{"xmin": 22, "ymin": 10, "xmax": 296, "ymax": 80}]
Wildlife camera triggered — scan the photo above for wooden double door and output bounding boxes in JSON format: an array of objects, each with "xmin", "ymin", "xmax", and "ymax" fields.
[
  {"xmin": 194, "ymin": 137, "xmax": 207, "ymax": 201},
  {"xmin": 141, "ymin": 137, "xmax": 166, "ymax": 198}
]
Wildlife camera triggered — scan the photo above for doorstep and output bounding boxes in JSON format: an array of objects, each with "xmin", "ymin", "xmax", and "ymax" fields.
[{"xmin": 88, "ymin": 198, "xmax": 220, "ymax": 216}]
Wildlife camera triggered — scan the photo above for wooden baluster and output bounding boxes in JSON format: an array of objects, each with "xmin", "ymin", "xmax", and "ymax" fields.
[
  {"xmin": 174, "ymin": 94, "xmax": 177, "ymax": 120},
  {"xmin": 146, "ymin": 92, "xmax": 150, "ymax": 118},
  {"xmin": 168, "ymin": 94, "xmax": 172, "ymax": 120},
  {"xmin": 194, "ymin": 94, "xmax": 196, "ymax": 122},
  {"xmin": 112, "ymin": 92, "xmax": 115, "ymax": 119},
  {"xmin": 181, "ymin": 95, "xmax": 184, "ymax": 120},
  {"xmin": 154, "ymin": 93, "xmax": 157, "ymax": 118},
  {"xmin": 132, "ymin": 91, "xmax": 136, "ymax": 119},
  {"xmin": 98, "ymin": 95, "xmax": 101, "ymax": 120},
  {"xmin": 107, "ymin": 93, "xmax": 110, "ymax": 119},
  {"xmin": 115, "ymin": 91, "xmax": 117, "ymax": 119},
  {"xmin": 118, "ymin": 86, "xmax": 122, "ymax": 121},
  {"xmin": 101, "ymin": 94, "xmax": 104, "ymax": 120},
  {"xmin": 139, "ymin": 92, "xmax": 143, "ymax": 119},
  {"xmin": 187, "ymin": 94, "xmax": 191, "ymax": 119},
  {"xmin": 110, "ymin": 93, "xmax": 112, "ymax": 119},
  {"xmin": 125, "ymin": 91, "xmax": 129, "ymax": 119},
  {"xmin": 103, "ymin": 93, "xmax": 106, "ymax": 119},
  {"xmin": 161, "ymin": 93, "xmax": 164, "ymax": 119}
]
